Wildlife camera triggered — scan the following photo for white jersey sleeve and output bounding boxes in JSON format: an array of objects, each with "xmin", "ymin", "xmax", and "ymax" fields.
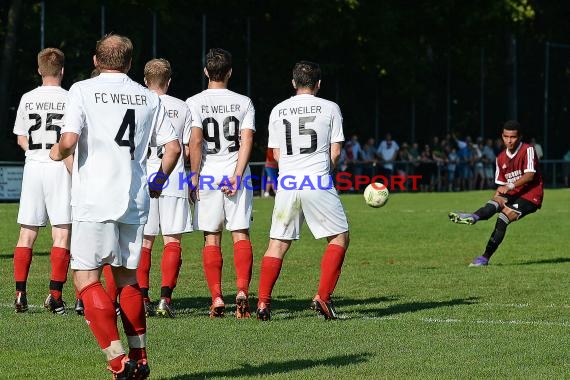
[
  {"xmin": 186, "ymin": 89, "xmax": 255, "ymax": 178},
  {"xmin": 146, "ymin": 94, "xmax": 188, "ymax": 198},
  {"xmin": 13, "ymin": 86, "xmax": 68, "ymax": 163}
]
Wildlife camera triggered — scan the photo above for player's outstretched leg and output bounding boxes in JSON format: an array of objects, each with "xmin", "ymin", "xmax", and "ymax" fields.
[
  {"xmin": 448, "ymin": 212, "xmax": 478, "ymax": 225},
  {"xmin": 233, "ymin": 239, "xmax": 253, "ymax": 319},
  {"xmin": 156, "ymin": 242, "xmax": 182, "ymax": 318},
  {"xmin": 449, "ymin": 200, "xmax": 500, "ymax": 225}
]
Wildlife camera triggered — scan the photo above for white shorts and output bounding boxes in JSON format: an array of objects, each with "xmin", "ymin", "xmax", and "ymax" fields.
[
  {"xmin": 194, "ymin": 178, "xmax": 253, "ymax": 232},
  {"xmin": 144, "ymin": 195, "xmax": 193, "ymax": 236},
  {"xmin": 70, "ymin": 221, "xmax": 144, "ymax": 270},
  {"xmin": 17, "ymin": 161, "xmax": 71, "ymax": 226},
  {"xmin": 270, "ymin": 187, "xmax": 349, "ymax": 240}
]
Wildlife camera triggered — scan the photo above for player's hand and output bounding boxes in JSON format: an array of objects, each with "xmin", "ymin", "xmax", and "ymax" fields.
[
  {"xmin": 49, "ymin": 143, "xmax": 63, "ymax": 161},
  {"xmin": 189, "ymin": 188, "xmax": 199, "ymax": 205},
  {"xmin": 220, "ymin": 176, "xmax": 239, "ymax": 197},
  {"xmin": 497, "ymin": 185, "xmax": 509, "ymax": 194},
  {"xmin": 150, "ymin": 189, "xmax": 162, "ymax": 198}
]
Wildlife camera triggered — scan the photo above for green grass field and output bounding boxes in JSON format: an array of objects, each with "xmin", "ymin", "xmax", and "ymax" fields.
[{"xmin": 1, "ymin": 189, "xmax": 569, "ymax": 379}]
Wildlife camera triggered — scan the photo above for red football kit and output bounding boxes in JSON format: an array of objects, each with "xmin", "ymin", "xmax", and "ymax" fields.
[{"xmin": 495, "ymin": 142, "xmax": 543, "ymax": 207}]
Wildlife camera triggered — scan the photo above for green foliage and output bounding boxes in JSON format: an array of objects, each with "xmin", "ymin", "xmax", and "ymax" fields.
[{"xmin": 1, "ymin": 189, "xmax": 569, "ymax": 378}]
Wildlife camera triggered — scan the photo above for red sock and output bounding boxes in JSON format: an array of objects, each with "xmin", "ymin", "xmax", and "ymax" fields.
[
  {"xmin": 14, "ymin": 247, "xmax": 33, "ymax": 287},
  {"xmin": 118, "ymin": 284, "xmax": 147, "ymax": 361},
  {"xmin": 202, "ymin": 245, "xmax": 223, "ymax": 301},
  {"xmin": 257, "ymin": 256, "xmax": 283, "ymax": 304},
  {"xmin": 233, "ymin": 240, "xmax": 253, "ymax": 294},
  {"xmin": 161, "ymin": 242, "xmax": 182, "ymax": 290},
  {"xmin": 49, "ymin": 247, "xmax": 70, "ymax": 299},
  {"xmin": 80, "ymin": 282, "xmax": 121, "ymax": 353},
  {"xmin": 137, "ymin": 247, "xmax": 152, "ymax": 291},
  {"xmin": 103, "ymin": 265, "xmax": 118, "ymax": 302},
  {"xmin": 317, "ymin": 244, "xmax": 346, "ymax": 302}
]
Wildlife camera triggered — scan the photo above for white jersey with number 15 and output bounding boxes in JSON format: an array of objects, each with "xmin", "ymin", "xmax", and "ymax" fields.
[{"xmin": 268, "ymin": 94, "xmax": 344, "ymax": 178}]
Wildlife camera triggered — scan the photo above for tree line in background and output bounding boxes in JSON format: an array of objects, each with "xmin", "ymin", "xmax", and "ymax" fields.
[{"xmin": 1, "ymin": 0, "xmax": 569, "ymax": 162}]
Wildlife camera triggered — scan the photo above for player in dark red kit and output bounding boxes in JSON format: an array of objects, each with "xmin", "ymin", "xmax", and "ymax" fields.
[{"xmin": 448, "ymin": 120, "xmax": 543, "ymax": 266}]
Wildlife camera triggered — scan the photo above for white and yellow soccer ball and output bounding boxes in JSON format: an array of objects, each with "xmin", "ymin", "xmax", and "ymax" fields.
[{"xmin": 363, "ymin": 182, "xmax": 389, "ymax": 208}]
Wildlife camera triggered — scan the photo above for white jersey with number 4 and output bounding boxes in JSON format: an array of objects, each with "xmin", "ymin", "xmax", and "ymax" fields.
[
  {"xmin": 186, "ymin": 89, "xmax": 255, "ymax": 178},
  {"xmin": 62, "ymin": 73, "xmax": 178, "ymax": 224},
  {"xmin": 268, "ymin": 94, "xmax": 344, "ymax": 178},
  {"xmin": 147, "ymin": 94, "xmax": 192, "ymax": 198},
  {"xmin": 13, "ymin": 86, "xmax": 67, "ymax": 163}
]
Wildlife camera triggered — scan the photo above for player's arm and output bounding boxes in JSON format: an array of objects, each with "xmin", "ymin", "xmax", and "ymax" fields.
[
  {"xmin": 330, "ymin": 142, "xmax": 342, "ymax": 170},
  {"xmin": 272, "ymin": 148, "xmax": 280, "ymax": 163},
  {"xmin": 16, "ymin": 135, "xmax": 29, "ymax": 151},
  {"xmin": 49, "ymin": 132, "xmax": 78, "ymax": 161},
  {"xmin": 189, "ymin": 127, "xmax": 203, "ymax": 188},
  {"xmin": 233, "ymin": 128, "xmax": 254, "ymax": 178}
]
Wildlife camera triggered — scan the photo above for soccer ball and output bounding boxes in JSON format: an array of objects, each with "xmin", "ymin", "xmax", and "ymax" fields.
[{"xmin": 363, "ymin": 183, "xmax": 389, "ymax": 208}]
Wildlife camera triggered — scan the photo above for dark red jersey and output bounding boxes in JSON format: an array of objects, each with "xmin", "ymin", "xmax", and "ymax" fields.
[{"xmin": 495, "ymin": 142, "xmax": 543, "ymax": 207}]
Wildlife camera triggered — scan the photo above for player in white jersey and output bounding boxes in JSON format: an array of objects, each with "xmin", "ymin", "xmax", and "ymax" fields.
[
  {"xmin": 256, "ymin": 61, "xmax": 350, "ymax": 321},
  {"xmin": 137, "ymin": 58, "xmax": 193, "ymax": 318},
  {"xmin": 186, "ymin": 48, "xmax": 255, "ymax": 319},
  {"xmin": 49, "ymin": 34, "xmax": 180, "ymax": 379},
  {"xmin": 12, "ymin": 48, "xmax": 72, "ymax": 315}
]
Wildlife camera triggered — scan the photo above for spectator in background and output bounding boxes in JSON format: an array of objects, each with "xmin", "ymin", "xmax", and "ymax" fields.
[
  {"xmin": 349, "ymin": 134, "xmax": 364, "ymax": 176},
  {"xmin": 472, "ymin": 138, "xmax": 485, "ymax": 190},
  {"xmin": 361, "ymin": 137, "xmax": 378, "ymax": 178},
  {"xmin": 482, "ymin": 138, "xmax": 496, "ymax": 188},
  {"xmin": 396, "ymin": 142, "xmax": 414, "ymax": 190},
  {"xmin": 377, "ymin": 132, "xmax": 399, "ymax": 183},
  {"xmin": 417, "ymin": 144, "xmax": 436, "ymax": 192},
  {"xmin": 264, "ymin": 147, "xmax": 278, "ymax": 197},
  {"xmin": 454, "ymin": 134, "xmax": 473, "ymax": 191},
  {"xmin": 446, "ymin": 145, "xmax": 459, "ymax": 192}
]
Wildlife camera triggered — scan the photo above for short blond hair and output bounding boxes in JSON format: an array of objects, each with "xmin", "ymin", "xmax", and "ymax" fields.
[
  {"xmin": 95, "ymin": 34, "xmax": 133, "ymax": 72},
  {"xmin": 144, "ymin": 58, "xmax": 171, "ymax": 88},
  {"xmin": 38, "ymin": 48, "xmax": 64, "ymax": 77}
]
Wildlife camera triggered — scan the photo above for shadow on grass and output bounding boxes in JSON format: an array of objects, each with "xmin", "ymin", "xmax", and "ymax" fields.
[
  {"xmin": 513, "ymin": 257, "xmax": 570, "ymax": 266},
  {"xmin": 364, "ymin": 297, "xmax": 479, "ymax": 318},
  {"xmin": 0, "ymin": 251, "xmax": 50, "ymax": 259},
  {"xmin": 164, "ymin": 352, "xmax": 372, "ymax": 379}
]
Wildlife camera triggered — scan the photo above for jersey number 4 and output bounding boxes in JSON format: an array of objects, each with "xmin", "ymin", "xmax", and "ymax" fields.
[
  {"xmin": 284, "ymin": 116, "xmax": 317, "ymax": 155},
  {"xmin": 27, "ymin": 113, "xmax": 63, "ymax": 150},
  {"xmin": 114, "ymin": 109, "xmax": 135, "ymax": 160}
]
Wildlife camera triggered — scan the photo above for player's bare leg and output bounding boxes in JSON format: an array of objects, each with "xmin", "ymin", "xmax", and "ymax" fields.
[
  {"xmin": 156, "ymin": 234, "xmax": 182, "ymax": 318},
  {"xmin": 13, "ymin": 225, "xmax": 39, "ymax": 312},
  {"xmin": 257, "ymin": 239, "xmax": 292, "ymax": 321},
  {"xmin": 44, "ymin": 224, "xmax": 71, "ymax": 314},
  {"xmin": 137, "ymin": 236, "xmax": 155, "ymax": 316},
  {"xmin": 232, "ymin": 229, "xmax": 253, "ymax": 319},
  {"xmin": 203, "ymin": 232, "xmax": 225, "ymax": 318},
  {"xmin": 74, "ymin": 268, "xmax": 136, "ymax": 378},
  {"xmin": 311, "ymin": 232, "xmax": 349, "ymax": 320}
]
